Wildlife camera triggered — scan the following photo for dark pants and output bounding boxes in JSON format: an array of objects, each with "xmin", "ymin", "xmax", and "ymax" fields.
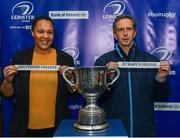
[{"xmin": 27, "ymin": 127, "xmax": 55, "ymax": 137}]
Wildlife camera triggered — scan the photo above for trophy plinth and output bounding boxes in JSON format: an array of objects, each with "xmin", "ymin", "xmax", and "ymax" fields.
[{"xmin": 63, "ymin": 66, "xmax": 120, "ymax": 131}]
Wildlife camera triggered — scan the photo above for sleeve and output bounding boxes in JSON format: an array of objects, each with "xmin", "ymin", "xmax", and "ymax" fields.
[
  {"xmin": 60, "ymin": 51, "xmax": 74, "ymax": 67},
  {"xmin": 94, "ymin": 56, "xmax": 106, "ymax": 66},
  {"xmin": 11, "ymin": 51, "xmax": 22, "ymax": 65},
  {"xmin": 67, "ymin": 55, "xmax": 74, "ymax": 67},
  {"xmin": 154, "ymin": 77, "xmax": 170, "ymax": 100}
]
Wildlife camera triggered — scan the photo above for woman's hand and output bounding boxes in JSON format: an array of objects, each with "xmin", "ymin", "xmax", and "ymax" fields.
[{"xmin": 3, "ymin": 65, "xmax": 18, "ymax": 83}]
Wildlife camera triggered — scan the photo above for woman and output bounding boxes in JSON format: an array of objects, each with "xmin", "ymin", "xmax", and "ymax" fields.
[
  {"xmin": 0, "ymin": 16, "xmax": 74, "ymax": 136},
  {"xmin": 0, "ymin": 65, "xmax": 2, "ymax": 136}
]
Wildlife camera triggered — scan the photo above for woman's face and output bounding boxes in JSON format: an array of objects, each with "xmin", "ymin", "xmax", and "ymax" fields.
[{"xmin": 31, "ymin": 19, "xmax": 54, "ymax": 52}]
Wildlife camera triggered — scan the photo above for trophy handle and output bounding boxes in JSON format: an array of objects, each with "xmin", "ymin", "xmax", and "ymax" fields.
[
  {"xmin": 62, "ymin": 67, "xmax": 78, "ymax": 91},
  {"xmin": 106, "ymin": 67, "xmax": 120, "ymax": 90}
]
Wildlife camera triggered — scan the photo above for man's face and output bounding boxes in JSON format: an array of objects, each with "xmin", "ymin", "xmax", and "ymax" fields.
[
  {"xmin": 31, "ymin": 19, "xmax": 54, "ymax": 51},
  {"xmin": 113, "ymin": 18, "xmax": 136, "ymax": 47}
]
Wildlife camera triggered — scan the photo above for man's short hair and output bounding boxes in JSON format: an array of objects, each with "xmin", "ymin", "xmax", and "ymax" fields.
[{"xmin": 113, "ymin": 15, "xmax": 136, "ymax": 32}]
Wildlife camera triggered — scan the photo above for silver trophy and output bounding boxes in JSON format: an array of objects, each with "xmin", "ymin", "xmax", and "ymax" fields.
[{"xmin": 63, "ymin": 66, "xmax": 120, "ymax": 131}]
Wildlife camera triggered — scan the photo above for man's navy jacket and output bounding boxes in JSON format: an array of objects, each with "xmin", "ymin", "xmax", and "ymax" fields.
[{"xmin": 95, "ymin": 44, "xmax": 170, "ymax": 137}]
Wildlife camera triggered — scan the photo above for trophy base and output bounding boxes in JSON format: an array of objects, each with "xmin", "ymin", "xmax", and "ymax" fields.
[
  {"xmin": 77, "ymin": 106, "xmax": 108, "ymax": 125},
  {"xmin": 73, "ymin": 121, "xmax": 109, "ymax": 131}
]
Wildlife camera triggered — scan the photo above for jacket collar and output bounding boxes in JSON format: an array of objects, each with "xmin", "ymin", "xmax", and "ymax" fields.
[{"xmin": 114, "ymin": 42, "xmax": 137, "ymax": 61}]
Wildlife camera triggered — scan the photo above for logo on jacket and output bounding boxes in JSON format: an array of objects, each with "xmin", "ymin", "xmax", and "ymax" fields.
[
  {"xmin": 103, "ymin": 0, "xmax": 125, "ymax": 23},
  {"xmin": 151, "ymin": 47, "xmax": 172, "ymax": 60}
]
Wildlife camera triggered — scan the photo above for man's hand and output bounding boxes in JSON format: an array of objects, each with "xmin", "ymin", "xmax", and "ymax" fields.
[
  {"xmin": 157, "ymin": 61, "xmax": 171, "ymax": 82},
  {"xmin": 106, "ymin": 62, "xmax": 119, "ymax": 67}
]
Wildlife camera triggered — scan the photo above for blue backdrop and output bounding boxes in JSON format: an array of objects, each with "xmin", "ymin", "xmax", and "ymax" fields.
[{"xmin": 0, "ymin": 0, "xmax": 179, "ymax": 136}]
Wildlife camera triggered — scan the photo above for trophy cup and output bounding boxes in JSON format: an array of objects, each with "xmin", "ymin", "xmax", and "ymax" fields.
[{"xmin": 63, "ymin": 66, "xmax": 120, "ymax": 131}]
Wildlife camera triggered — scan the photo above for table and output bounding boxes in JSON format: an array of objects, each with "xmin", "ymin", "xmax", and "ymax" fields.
[{"xmin": 54, "ymin": 119, "xmax": 128, "ymax": 138}]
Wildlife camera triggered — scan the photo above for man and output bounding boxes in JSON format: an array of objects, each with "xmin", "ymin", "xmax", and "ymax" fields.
[
  {"xmin": 95, "ymin": 15, "xmax": 170, "ymax": 137},
  {"xmin": 0, "ymin": 65, "xmax": 2, "ymax": 136}
]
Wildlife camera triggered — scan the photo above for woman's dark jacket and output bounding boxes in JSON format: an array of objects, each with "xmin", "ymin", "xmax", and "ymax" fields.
[{"xmin": 9, "ymin": 47, "xmax": 74, "ymax": 136}]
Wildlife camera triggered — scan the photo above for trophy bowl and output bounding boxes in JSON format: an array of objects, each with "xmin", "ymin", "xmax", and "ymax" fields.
[{"xmin": 63, "ymin": 66, "xmax": 120, "ymax": 131}]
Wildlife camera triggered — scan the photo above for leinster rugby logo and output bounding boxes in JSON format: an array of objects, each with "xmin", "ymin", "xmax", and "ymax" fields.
[
  {"xmin": 63, "ymin": 47, "xmax": 79, "ymax": 60},
  {"xmin": 12, "ymin": 1, "xmax": 33, "ymax": 15},
  {"xmin": 103, "ymin": 0, "xmax": 125, "ymax": 23},
  {"xmin": 151, "ymin": 47, "xmax": 172, "ymax": 60},
  {"xmin": 11, "ymin": 1, "xmax": 34, "ymax": 22}
]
